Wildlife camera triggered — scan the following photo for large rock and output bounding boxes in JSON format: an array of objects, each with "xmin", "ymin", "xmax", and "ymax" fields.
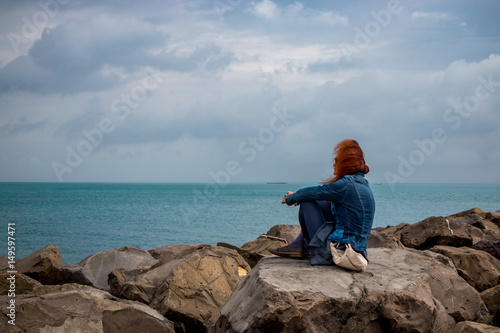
[
  {"xmin": 0, "ymin": 257, "xmax": 8, "ymax": 271},
  {"xmin": 400, "ymin": 215, "xmax": 474, "ymax": 249},
  {"xmin": 481, "ymin": 285, "xmax": 500, "ymax": 326},
  {"xmin": 118, "ymin": 244, "xmax": 251, "ymax": 333},
  {"xmin": 473, "ymin": 241, "xmax": 500, "ymax": 260},
  {"xmin": 397, "ymin": 210, "xmax": 500, "ymax": 250},
  {"xmin": 240, "ymin": 224, "xmax": 301, "ymax": 257},
  {"xmin": 450, "ymin": 321, "xmax": 500, "ymax": 333},
  {"xmin": 367, "ymin": 229, "xmax": 405, "ymax": 249},
  {"xmin": 2, "ymin": 245, "xmax": 65, "ymax": 284},
  {"xmin": 217, "ymin": 242, "xmax": 263, "ymax": 268},
  {"xmin": 148, "ymin": 243, "xmax": 199, "ymax": 265},
  {"xmin": 213, "ymin": 248, "xmax": 491, "ymax": 333},
  {"xmin": 430, "ymin": 246, "xmax": 500, "ymax": 292},
  {"xmin": 373, "ymin": 223, "xmax": 409, "ymax": 243},
  {"xmin": 60, "ymin": 246, "xmax": 158, "ymax": 291},
  {"xmin": 0, "ymin": 285, "xmax": 174, "ymax": 332},
  {"xmin": 449, "ymin": 208, "xmax": 487, "ymax": 219},
  {"xmin": 486, "ymin": 211, "xmax": 500, "ymax": 228}
]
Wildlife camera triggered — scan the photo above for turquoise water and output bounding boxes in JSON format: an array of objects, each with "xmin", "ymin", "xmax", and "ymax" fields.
[{"xmin": 1, "ymin": 182, "xmax": 499, "ymax": 264}]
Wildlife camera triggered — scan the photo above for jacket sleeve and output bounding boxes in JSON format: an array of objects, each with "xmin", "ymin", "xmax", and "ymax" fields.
[{"xmin": 285, "ymin": 178, "xmax": 348, "ymax": 205}]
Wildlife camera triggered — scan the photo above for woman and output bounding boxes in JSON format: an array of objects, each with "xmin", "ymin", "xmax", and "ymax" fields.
[{"xmin": 269, "ymin": 139, "xmax": 375, "ymax": 265}]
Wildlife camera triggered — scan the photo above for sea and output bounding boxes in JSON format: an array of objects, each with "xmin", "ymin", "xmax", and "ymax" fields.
[{"xmin": 1, "ymin": 182, "xmax": 499, "ymax": 264}]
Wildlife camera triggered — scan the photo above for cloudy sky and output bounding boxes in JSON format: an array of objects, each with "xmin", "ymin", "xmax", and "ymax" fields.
[{"xmin": 0, "ymin": 0, "xmax": 499, "ymax": 184}]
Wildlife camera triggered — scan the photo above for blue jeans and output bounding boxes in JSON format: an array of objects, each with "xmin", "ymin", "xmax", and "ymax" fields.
[{"xmin": 290, "ymin": 201, "xmax": 336, "ymax": 248}]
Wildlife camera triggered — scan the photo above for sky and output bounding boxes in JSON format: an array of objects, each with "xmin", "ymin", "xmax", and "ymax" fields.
[{"xmin": 0, "ymin": 0, "xmax": 499, "ymax": 184}]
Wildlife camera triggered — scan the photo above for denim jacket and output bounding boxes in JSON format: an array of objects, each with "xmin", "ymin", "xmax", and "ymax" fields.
[{"xmin": 285, "ymin": 172, "xmax": 375, "ymax": 264}]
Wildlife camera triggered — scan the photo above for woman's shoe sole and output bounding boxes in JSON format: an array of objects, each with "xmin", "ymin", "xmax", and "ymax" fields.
[{"xmin": 268, "ymin": 248, "xmax": 305, "ymax": 259}]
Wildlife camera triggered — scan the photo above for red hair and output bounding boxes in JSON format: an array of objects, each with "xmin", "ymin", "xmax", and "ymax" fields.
[{"xmin": 322, "ymin": 139, "xmax": 369, "ymax": 184}]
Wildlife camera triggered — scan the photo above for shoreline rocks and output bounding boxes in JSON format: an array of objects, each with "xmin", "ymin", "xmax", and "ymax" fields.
[
  {"xmin": 1, "ymin": 207, "xmax": 500, "ymax": 332},
  {"xmin": 212, "ymin": 249, "xmax": 491, "ymax": 332}
]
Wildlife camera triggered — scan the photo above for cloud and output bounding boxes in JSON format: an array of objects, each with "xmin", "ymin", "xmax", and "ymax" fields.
[
  {"xmin": 250, "ymin": 0, "xmax": 279, "ymax": 19},
  {"xmin": 0, "ymin": 14, "xmax": 234, "ymax": 94},
  {"xmin": 0, "ymin": 0, "xmax": 499, "ymax": 183},
  {"xmin": 412, "ymin": 11, "xmax": 450, "ymax": 22},
  {"xmin": 248, "ymin": 0, "xmax": 348, "ymax": 26},
  {"xmin": 0, "ymin": 116, "xmax": 48, "ymax": 137}
]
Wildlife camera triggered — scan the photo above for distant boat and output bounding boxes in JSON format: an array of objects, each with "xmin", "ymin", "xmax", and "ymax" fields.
[
  {"xmin": 266, "ymin": 182, "xmax": 287, "ymax": 184},
  {"xmin": 375, "ymin": 182, "xmax": 382, "ymax": 185}
]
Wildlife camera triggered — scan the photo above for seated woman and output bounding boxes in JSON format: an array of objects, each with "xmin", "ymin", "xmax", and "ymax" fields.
[{"xmin": 269, "ymin": 139, "xmax": 375, "ymax": 266}]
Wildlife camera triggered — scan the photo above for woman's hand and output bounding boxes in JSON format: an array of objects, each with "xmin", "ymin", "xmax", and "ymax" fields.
[{"xmin": 281, "ymin": 191, "xmax": 298, "ymax": 206}]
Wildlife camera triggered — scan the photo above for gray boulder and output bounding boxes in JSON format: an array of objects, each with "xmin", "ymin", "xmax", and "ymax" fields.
[
  {"xmin": 0, "ymin": 245, "xmax": 65, "ymax": 285},
  {"xmin": 148, "ymin": 243, "xmax": 199, "ymax": 265},
  {"xmin": 393, "ymin": 210, "xmax": 500, "ymax": 250},
  {"xmin": 60, "ymin": 246, "xmax": 158, "ymax": 291},
  {"xmin": 213, "ymin": 248, "xmax": 491, "ymax": 333},
  {"xmin": 486, "ymin": 211, "xmax": 500, "ymax": 228},
  {"xmin": 430, "ymin": 245, "xmax": 500, "ymax": 292},
  {"xmin": 450, "ymin": 321, "xmax": 500, "ymax": 333},
  {"xmin": 472, "ymin": 241, "xmax": 500, "ymax": 260},
  {"xmin": 481, "ymin": 285, "xmax": 500, "ymax": 326},
  {"xmin": 240, "ymin": 224, "xmax": 301, "ymax": 257},
  {"xmin": 0, "ymin": 284, "xmax": 174, "ymax": 332},
  {"xmin": 118, "ymin": 244, "xmax": 251, "ymax": 333},
  {"xmin": 367, "ymin": 229, "xmax": 405, "ymax": 249}
]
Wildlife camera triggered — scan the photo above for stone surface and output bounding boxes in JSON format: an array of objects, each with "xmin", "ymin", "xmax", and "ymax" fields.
[
  {"xmin": 430, "ymin": 245, "xmax": 500, "ymax": 292},
  {"xmin": 473, "ymin": 241, "xmax": 500, "ymax": 260},
  {"xmin": 0, "ymin": 285, "xmax": 174, "ymax": 333},
  {"xmin": 60, "ymin": 246, "xmax": 158, "ymax": 291},
  {"xmin": 217, "ymin": 242, "xmax": 263, "ymax": 268},
  {"xmin": 0, "ymin": 272, "xmax": 43, "ymax": 295},
  {"xmin": 148, "ymin": 243, "xmax": 199, "ymax": 265},
  {"xmin": 119, "ymin": 244, "xmax": 251, "ymax": 333},
  {"xmin": 213, "ymin": 248, "xmax": 491, "ymax": 333},
  {"xmin": 449, "ymin": 208, "xmax": 487, "ymax": 219},
  {"xmin": 393, "ymin": 210, "xmax": 500, "ymax": 250},
  {"xmin": 3, "ymin": 245, "xmax": 65, "ymax": 284},
  {"xmin": 0, "ymin": 257, "xmax": 8, "ymax": 271},
  {"xmin": 450, "ymin": 321, "xmax": 500, "ymax": 333},
  {"xmin": 373, "ymin": 223, "xmax": 409, "ymax": 242},
  {"xmin": 481, "ymin": 285, "xmax": 500, "ymax": 326},
  {"xmin": 240, "ymin": 224, "xmax": 301, "ymax": 257},
  {"xmin": 400, "ymin": 216, "xmax": 474, "ymax": 249},
  {"xmin": 486, "ymin": 211, "xmax": 500, "ymax": 228},
  {"xmin": 367, "ymin": 229, "xmax": 405, "ymax": 249}
]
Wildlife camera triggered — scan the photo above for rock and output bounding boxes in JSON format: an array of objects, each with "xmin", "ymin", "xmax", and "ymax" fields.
[
  {"xmin": 213, "ymin": 248, "xmax": 491, "ymax": 333},
  {"xmin": 119, "ymin": 244, "xmax": 251, "ymax": 333},
  {"xmin": 108, "ymin": 268, "xmax": 127, "ymax": 298},
  {"xmin": 450, "ymin": 321, "xmax": 500, "ymax": 333},
  {"xmin": 430, "ymin": 245, "xmax": 500, "ymax": 292},
  {"xmin": 400, "ymin": 216, "xmax": 474, "ymax": 249},
  {"xmin": 0, "ymin": 286, "xmax": 174, "ymax": 332},
  {"xmin": 266, "ymin": 224, "xmax": 302, "ymax": 243},
  {"xmin": 374, "ymin": 222, "xmax": 410, "ymax": 240},
  {"xmin": 240, "ymin": 224, "xmax": 301, "ymax": 257},
  {"xmin": 449, "ymin": 208, "xmax": 487, "ymax": 219},
  {"xmin": 9, "ymin": 244, "xmax": 65, "ymax": 284},
  {"xmin": 0, "ymin": 257, "xmax": 8, "ymax": 271},
  {"xmin": 60, "ymin": 246, "xmax": 158, "ymax": 291},
  {"xmin": 486, "ymin": 211, "xmax": 500, "ymax": 228},
  {"xmin": 148, "ymin": 243, "xmax": 199, "ymax": 265},
  {"xmin": 217, "ymin": 242, "xmax": 263, "ymax": 268},
  {"xmin": 481, "ymin": 285, "xmax": 500, "ymax": 326},
  {"xmin": 0, "ymin": 272, "xmax": 42, "ymax": 295},
  {"xmin": 367, "ymin": 229, "xmax": 405, "ymax": 249},
  {"xmin": 473, "ymin": 241, "xmax": 500, "ymax": 260},
  {"xmin": 396, "ymin": 211, "xmax": 500, "ymax": 250}
]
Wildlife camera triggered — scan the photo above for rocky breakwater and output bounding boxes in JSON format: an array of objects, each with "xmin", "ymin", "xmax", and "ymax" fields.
[
  {"xmin": 214, "ymin": 208, "xmax": 500, "ymax": 333},
  {"xmin": 1, "ymin": 207, "xmax": 499, "ymax": 333},
  {"xmin": 1, "ymin": 243, "xmax": 250, "ymax": 332}
]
